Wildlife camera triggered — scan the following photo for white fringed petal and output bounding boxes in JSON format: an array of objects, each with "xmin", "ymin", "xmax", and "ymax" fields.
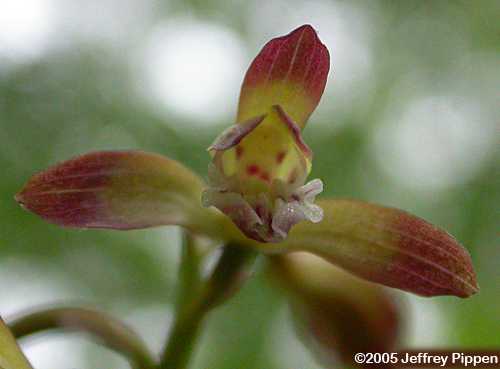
[
  {"xmin": 272, "ymin": 179, "xmax": 324, "ymax": 240},
  {"xmin": 203, "ymin": 170, "xmax": 324, "ymax": 242}
]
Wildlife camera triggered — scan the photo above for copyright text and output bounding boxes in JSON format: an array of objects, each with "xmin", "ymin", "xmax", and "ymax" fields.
[{"xmin": 354, "ymin": 351, "xmax": 500, "ymax": 368}]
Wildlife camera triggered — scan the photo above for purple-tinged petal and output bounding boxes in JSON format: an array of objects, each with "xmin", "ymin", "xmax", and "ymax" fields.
[
  {"xmin": 16, "ymin": 150, "xmax": 218, "ymax": 235},
  {"xmin": 281, "ymin": 199, "xmax": 479, "ymax": 298},
  {"xmin": 208, "ymin": 114, "xmax": 266, "ymax": 152}
]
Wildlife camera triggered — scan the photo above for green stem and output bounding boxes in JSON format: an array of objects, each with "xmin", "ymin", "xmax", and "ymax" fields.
[
  {"xmin": 158, "ymin": 299, "xmax": 205, "ymax": 369},
  {"xmin": 177, "ymin": 232, "xmax": 203, "ymax": 311},
  {"xmin": 9, "ymin": 307, "xmax": 156, "ymax": 369},
  {"xmin": 159, "ymin": 243, "xmax": 257, "ymax": 369}
]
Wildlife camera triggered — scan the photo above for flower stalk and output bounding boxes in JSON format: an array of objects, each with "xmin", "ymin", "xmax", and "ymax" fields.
[
  {"xmin": 159, "ymin": 243, "xmax": 257, "ymax": 369},
  {"xmin": 9, "ymin": 307, "xmax": 156, "ymax": 369}
]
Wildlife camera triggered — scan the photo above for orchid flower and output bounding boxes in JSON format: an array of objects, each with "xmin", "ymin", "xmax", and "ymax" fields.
[
  {"xmin": 16, "ymin": 25, "xmax": 477, "ymax": 299},
  {"xmin": 13, "ymin": 24, "xmax": 478, "ymax": 369}
]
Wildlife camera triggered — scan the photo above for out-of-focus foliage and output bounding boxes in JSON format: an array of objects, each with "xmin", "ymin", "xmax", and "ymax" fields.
[{"xmin": 0, "ymin": 0, "xmax": 498, "ymax": 368}]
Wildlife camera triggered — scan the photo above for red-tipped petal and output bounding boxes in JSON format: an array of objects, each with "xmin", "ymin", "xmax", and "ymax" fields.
[
  {"xmin": 282, "ymin": 199, "xmax": 479, "ymax": 298},
  {"xmin": 16, "ymin": 151, "xmax": 216, "ymax": 233},
  {"xmin": 238, "ymin": 25, "xmax": 330, "ymax": 128}
]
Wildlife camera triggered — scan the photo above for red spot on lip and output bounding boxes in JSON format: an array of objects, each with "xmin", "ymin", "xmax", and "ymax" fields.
[
  {"xmin": 276, "ymin": 151, "xmax": 286, "ymax": 164},
  {"xmin": 236, "ymin": 146, "xmax": 244, "ymax": 159},
  {"xmin": 247, "ymin": 164, "xmax": 260, "ymax": 176},
  {"xmin": 255, "ymin": 205, "xmax": 263, "ymax": 217},
  {"xmin": 260, "ymin": 172, "xmax": 270, "ymax": 182}
]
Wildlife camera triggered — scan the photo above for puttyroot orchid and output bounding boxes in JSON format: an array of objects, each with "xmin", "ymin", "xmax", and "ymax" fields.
[{"xmin": 15, "ymin": 26, "xmax": 479, "ymax": 363}]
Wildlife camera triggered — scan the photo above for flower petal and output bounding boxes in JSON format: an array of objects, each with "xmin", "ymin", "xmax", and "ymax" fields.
[
  {"xmin": 273, "ymin": 104, "xmax": 312, "ymax": 159},
  {"xmin": 0, "ymin": 317, "xmax": 33, "ymax": 369},
  {"xmin": 282, "ymin": 199, "xmax": 479, "ymax": 298},
  {"xmin": 208, "ymin": 114, "xmax": 266, "ymax": 152},
  {"xmin": 270, "ymin": 253, "xmax": 400, "ymax": 368},
  {"xmin": 16, "ymin": 150, "xmax": 218, "ymax": 235},
  {"xmin": 238, "ymin": 24, "xmax": 330, "ymax": 128}
]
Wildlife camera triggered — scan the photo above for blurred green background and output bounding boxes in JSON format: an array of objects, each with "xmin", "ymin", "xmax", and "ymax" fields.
[{"xmin": 0, "ymin": 0, "xmax": 499, "ymax": 367}]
